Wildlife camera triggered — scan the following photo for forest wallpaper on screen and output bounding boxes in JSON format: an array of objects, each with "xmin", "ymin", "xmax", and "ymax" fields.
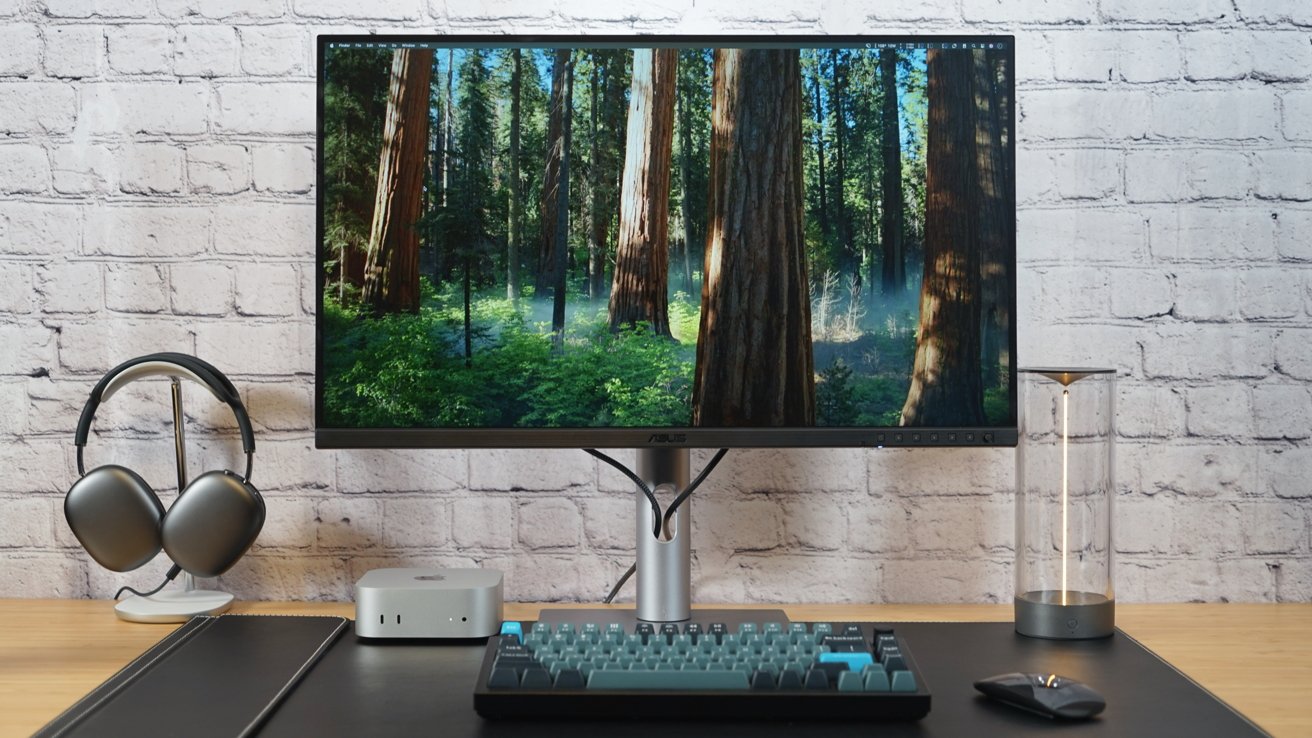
[{"xmin": 320, "ymin": 43, "xmax": 1014, "ymax": 429}]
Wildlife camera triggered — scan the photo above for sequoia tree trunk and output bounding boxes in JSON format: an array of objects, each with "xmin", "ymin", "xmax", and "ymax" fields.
[
  {"xmin": 979, "ymin": 49, "xmax": 1012, "ymax": 390},
  {"xmin": 692, "ymin": 49, "xmax": 814, "ymax": 426},
  {"xmin": 361, "ymin": 48, "xmax": 433, "ymax": 314},
  {"xmin": 538, "ymin": 50, "xmax": 569, "ymax": 296},
  {"xmin": 608, "ymin": 48, "xmax": 677, "ymax": 336},
  {"xmin": 507, "ymin": 49, "xmax": 522, "ymax": 303},
  {"xmin": 551, "ymin": 52, "xmax": 573, "ymax": 338},
  {"xmin": 879, "ymin": 48, "xmax": 906, "ymax": 296},
  {"xmin": 900, "ymin": 49, "xmax": 984, "ymax": 426}
]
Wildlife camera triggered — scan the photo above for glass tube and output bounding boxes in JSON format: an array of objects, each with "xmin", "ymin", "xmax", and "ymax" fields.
[{"xmin": 1015, "ymin": 368, "xmax": 1115, "ymax": 639}]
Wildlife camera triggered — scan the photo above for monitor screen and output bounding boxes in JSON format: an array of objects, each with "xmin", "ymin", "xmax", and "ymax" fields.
[{"xmin": 315, "ymin": 35, "xmax": 1017, "ymax": 448}]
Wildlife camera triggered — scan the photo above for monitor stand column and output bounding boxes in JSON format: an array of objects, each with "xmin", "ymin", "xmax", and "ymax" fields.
[
  {"xmin": 634, "ymin": 447, "xmax": 690, "ymax": 623},
  {"xmin": 538, "ymin": 448, "xmax": 787, "ymax": 628}
]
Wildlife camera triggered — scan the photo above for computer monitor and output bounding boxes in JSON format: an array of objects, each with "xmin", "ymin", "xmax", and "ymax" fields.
[{"xmin": 315, "ymin": 35, "xmax": 1017, "ymax": 620}]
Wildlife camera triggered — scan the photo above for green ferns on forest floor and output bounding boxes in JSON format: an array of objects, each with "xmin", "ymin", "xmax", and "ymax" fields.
[{"xmin": 323, "ymin": 281, "xmax": 1004, "ymax": 429}]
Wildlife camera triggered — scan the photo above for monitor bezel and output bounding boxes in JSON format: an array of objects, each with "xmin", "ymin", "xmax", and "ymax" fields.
[{"xmin": 314, "ymin": 33, "xmax": 1018, "ymax": 449}]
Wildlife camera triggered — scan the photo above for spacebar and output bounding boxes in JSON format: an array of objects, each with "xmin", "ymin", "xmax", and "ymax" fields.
[{"xmin": 586, "ymin": 671, "xmax": 750, "ymax": 690}]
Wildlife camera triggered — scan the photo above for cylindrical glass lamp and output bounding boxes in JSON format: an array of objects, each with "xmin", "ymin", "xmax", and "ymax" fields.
[{"xmin": 1015, "ymin": 368, "xmax": 1115, "ymax": 639}]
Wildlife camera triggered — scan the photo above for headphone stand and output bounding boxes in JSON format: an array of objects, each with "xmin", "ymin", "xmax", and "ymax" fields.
[{"xmin": 113, "ymin": 377, "xmax": 236, "ymax": 624}]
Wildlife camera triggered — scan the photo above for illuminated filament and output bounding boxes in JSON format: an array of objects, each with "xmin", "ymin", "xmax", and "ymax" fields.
[{"xmin": 1061, "ymin": 389, "xmax": 1069, "ymax": 606}]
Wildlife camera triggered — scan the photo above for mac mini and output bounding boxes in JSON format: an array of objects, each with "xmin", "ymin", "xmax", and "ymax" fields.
[{"xmin": 354, "ymin": 567, "xmax": 503, "ymax": 639}]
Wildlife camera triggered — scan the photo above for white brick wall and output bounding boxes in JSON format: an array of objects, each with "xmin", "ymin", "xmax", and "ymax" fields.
[{"xmin": 0, "ymin": 0, "xmax": 1308, "ymax": 605}]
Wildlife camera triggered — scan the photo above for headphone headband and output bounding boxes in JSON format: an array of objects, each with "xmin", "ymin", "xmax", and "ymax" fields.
[{"xmin": 75, "ymin": 353, "xmax": 256, "ymax": 478}]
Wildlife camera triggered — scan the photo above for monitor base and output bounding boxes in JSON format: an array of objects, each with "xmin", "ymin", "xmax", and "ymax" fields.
[{"xmin": 532, "ymin": 607, "xmax": 791, "ymax": 627}]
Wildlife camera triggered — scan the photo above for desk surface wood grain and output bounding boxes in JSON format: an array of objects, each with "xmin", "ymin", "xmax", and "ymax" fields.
[{"xmin": 2, "ymin": 600, "xmax": 1308, "ymax": 737}]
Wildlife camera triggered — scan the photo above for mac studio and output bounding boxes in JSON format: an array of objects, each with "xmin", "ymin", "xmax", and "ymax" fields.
[{"xmin": 0, "ymin": 6, "xmax": 1308, "ymax": 738}]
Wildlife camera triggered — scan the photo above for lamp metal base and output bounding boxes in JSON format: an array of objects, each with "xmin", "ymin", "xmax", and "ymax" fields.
[{"xmin": 1015, "ymin": 591, "xmax": 1114, "ymax": 640}]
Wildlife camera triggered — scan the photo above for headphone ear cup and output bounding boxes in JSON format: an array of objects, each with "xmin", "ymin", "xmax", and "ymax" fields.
[
  {"xmin": 65, "ymin": 466, "xmax": 165, "ymax": 573},
  {"xmin": 161, "ymin": 470, "xmax": 265, "ymax": 579}
]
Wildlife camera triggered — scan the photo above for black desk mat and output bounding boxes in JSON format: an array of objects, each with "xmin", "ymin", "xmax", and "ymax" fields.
[
  {"xmin": 37, "ymin": 615, "xmax": 349, "ymax": 738},
  {"xmin": 263, "ymin": 621, "xmax": 1269, "ymax": 738}
]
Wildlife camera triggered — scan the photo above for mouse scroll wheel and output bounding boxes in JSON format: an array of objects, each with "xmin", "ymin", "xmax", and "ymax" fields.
[{"xmin": 1038, "ymin": 674, "xmax": 1062, "ymax": 688}]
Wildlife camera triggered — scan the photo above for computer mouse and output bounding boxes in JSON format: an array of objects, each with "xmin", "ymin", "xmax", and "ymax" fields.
[{"xmin": 974, "ymin": 672, "xmax": 1106, "ymax": 720}]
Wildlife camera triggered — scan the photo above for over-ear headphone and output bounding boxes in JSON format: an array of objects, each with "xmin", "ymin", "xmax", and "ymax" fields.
[{"xmin": 66, "ymin": 352, "xmax": 265, "ymax": 579}]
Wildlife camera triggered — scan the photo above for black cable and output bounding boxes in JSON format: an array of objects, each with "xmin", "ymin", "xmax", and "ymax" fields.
[
  {"xmin": 603, "ymin": 564, "xmax": 636, "ymax": 605},
  {"xmin": 114, "ymin": 564, "xmax": 182, "ymax": 600},
  {"xmin": 586, "ymin": 449, "xmax": 662, "ymax": 537},
  {"xmin": 598, "ymin": 449, "xmax": 730, "ymax": 604},
  {"xmin": 660, "ymin": 448, "xmax": 728, "ymax": 536}
]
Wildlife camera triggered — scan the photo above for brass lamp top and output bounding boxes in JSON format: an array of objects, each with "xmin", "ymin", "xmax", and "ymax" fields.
[{"xmin": 1017, "ymin": 367, "xmax": 1116, "ymax": 386}]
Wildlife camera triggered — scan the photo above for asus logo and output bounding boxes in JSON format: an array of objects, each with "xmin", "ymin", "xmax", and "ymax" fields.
[{"xmin": 647, "ymin": 434, "xmax": 686, "ymax": 443}]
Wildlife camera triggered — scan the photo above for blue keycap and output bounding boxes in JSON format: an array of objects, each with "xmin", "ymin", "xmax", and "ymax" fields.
[
  {"xmin": 500, "ymin": 622, "xmax": 523, "ymax": 640},
  {"xmin": 819, "ymin": 652, "xmax": 875, "ymax": 671}
]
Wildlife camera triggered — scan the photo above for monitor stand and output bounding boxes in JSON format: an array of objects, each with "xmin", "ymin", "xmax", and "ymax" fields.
[{"xmin": 541, "ymin": 448, "xmax": 786, "ymax": 627}]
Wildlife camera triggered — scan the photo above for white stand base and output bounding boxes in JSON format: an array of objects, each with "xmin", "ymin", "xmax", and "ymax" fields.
[{"xmin": 114, "ymin": 589, "xmax": 234, "ymax": 623}]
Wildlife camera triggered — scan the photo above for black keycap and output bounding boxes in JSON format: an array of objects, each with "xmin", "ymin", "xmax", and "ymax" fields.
[
  {"xmin": 497, "ymin": 643, "xmax": 531, "ymax": 657},
  {"xmin": 520, "ymin": 668, "xmax": 553, "ymax": 689},
  {"xmin": 488, "ymin": 667, "xmax": 520, "ymax": 689},
  {"xmin": 492, "ymin": 656, "xmax": 539, "ymax": 672},
  {"xmin": 554, "ymin": 669, "xmax": 585, "ymax": 689},
  {"xmin": 708, "ymin": 622, "xmax": 728, "ymax": 645},
  {"xmin": 882, "ymin": 652, "xmax": 907, "ymax": 672},
  {"xmin": 814, "ymin": 661, "xmax": 850, "ymax": 681},
  {"xmin": 841, "ymin": 623, "xmax": 864, "ymax": 637},
  {"xmin": 750, "ymin": 670, "xmax": 776, "ymax": 690},
  {"xmin": 776, "ymin": 670, "xmax": 803, "ymax": 690},
  {"xmin": 684, "ymin": 622, "xmax": 703, "ymax": 644},
  {"xmin": 660, "ymin": 623, "xmax": 680, "ymax": 644},
  {"xmin": 634, "ymin": 622, "xmax": 655, "ymax": 645},
  {"xmin": 803, "ymin": 669, "xmax": 830, "ymax": 690},
  {"xmin": 821, "ymin": 635, "xmax": 868, "ymax": 652}
]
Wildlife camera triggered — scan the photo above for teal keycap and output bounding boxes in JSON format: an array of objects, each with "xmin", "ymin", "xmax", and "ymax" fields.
[
  {"xmin": 863, "ymin": 669, "xmax": 890, "ymax": 691},
  {"xmin": 838, "ymin": 671, "xmax": 864, "ymax": 692},
  {"xmin": 587, "ymin": 670, "xmax": 750, "ymax": 690},
  {"xmin": 890, "ymin": 670, "xmax": 916, "ymax": 692}
]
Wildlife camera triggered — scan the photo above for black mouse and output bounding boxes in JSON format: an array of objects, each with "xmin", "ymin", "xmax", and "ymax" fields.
[{"xmin": 974, "ymin": 672, "xmax": 1106, "ymax": 720}]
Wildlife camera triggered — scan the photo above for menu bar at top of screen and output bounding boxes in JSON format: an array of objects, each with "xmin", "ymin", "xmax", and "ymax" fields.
[{"xmin": 324, "ymin": 40, "xmax": 1009, "ymax": 51}]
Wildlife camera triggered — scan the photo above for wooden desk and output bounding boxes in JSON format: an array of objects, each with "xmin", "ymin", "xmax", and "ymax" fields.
[{"xmin": 2, "ymin": 601, "xmax": 1309, "ymax": 737}]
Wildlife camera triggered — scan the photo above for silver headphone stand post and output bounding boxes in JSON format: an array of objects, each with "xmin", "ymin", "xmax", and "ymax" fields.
[{"xmin": 114, "ymin": 377, "xmax": 235, "ymax": 623}]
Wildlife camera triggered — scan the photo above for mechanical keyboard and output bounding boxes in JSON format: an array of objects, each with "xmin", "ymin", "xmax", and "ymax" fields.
[{"xmin": 474, "ymin": 618, "xmax": 931, "ymax": 720}]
